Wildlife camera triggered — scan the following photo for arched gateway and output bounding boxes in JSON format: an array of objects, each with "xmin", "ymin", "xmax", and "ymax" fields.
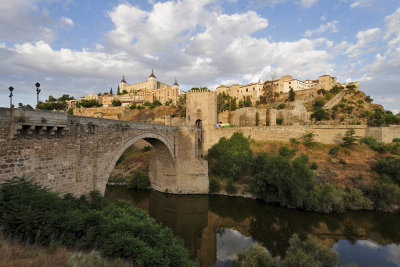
[{"xmin": 0, "ymin": 108, "xmax": 209, "ymax": 196}]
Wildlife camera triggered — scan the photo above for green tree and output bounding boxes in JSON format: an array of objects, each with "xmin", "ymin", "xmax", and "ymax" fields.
[
  {"xmin": 342, "ymin": 128, "xmax": 358, "ymax": 147},
  {"xmin": 117, "ymin": 85, "xmax": 120, "ymax": 95},
  {"xmin": 208, "ymin": 132, "xmax": 253, "ymax": 181},
  {"xmin": 288, "ymin": 88, "xmax": 295, "ymax": 102},
  {"xmin": 232, "ymin": 243, "xmax": 277, "ymax": 267},
  {"xmin": 110, "ymin": 88, "xmax": 113, "ymax": 95},
  {"xmin": 127, "ymin": 169, "xmax": 150, "ymax": 190}
]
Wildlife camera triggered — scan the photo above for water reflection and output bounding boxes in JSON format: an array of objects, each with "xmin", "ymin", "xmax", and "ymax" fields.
[{"xmin": 105, "ymin": 186, "xmax": 400, "ymax": 267}]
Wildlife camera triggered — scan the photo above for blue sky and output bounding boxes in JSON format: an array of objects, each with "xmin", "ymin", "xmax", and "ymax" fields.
[{"xmin": 0, "ymin": 0, "xmax": 399, "ymax": 111}]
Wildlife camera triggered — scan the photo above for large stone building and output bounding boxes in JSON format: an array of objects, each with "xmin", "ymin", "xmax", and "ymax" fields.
[
  {"xmin": 216, "ymin": 80, "xmax": 263, "ymax": 104},
  {"xmin": 119, "ymin": 70, "xmax": 181, "ymax": 105}
]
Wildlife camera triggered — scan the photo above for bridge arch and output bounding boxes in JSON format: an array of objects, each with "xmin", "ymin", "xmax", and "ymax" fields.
[{"xmin": 101, "ymin": 132, "xmax": 176, "ymax": 193}]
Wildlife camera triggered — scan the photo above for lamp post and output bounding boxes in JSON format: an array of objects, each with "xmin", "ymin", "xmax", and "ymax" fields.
[
  {"xmin": 35, "ymin": 82, "xmax": 41, "ymax": 106},
  {"xmin": 9, "ymin": 86, "xmax": 14, "ymax": 109}
]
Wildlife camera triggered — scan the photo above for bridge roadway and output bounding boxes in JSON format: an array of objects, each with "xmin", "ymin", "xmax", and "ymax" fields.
[{"xmin": 0, "ymin": 108, "xmax": 209, "ymax": 196}]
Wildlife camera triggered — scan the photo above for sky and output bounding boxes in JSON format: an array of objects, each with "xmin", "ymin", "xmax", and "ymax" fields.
[{"xmin": 0, "ymin": 0, "xmax": 399, "ymax": 111}]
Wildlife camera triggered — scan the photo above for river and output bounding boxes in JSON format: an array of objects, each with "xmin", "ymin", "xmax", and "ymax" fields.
[{"xmin": 105, "ymin": 185, "xmax": 400, "ymax": 267}]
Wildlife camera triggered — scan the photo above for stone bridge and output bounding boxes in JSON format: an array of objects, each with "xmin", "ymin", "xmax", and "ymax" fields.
[{"xmin": 0, "ymin": 108, "xmax": 209, "ymax": 196}]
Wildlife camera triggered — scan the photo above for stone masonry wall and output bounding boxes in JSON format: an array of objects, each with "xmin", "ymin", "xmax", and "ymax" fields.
[{"xmin": 0, "ymin": 108, "xmax": 208, "ymax": 196}]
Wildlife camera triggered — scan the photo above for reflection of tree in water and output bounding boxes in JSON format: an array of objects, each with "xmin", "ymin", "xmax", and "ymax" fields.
[{"xmin": 209, "ymin": 195, "xmax": 400, "ymax": 258}]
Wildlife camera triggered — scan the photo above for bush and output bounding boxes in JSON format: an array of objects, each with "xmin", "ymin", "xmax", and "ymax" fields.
[
  {"xmin": 373, "ymin": 157, "xmax": 400, "ymax": 185},
  {"xmin": 129, "ymin": 103, "xmax": 137, "ymax": 109},
  {"xmin": 367, "ymin": 179, "xmax": 400, "ymax": 212},
  {"xmin": 100, "ymin": 201, "xmax": 194, "ymax": 266},
  {"xmin": 209, "ymin": 177, "xmax": 221, "ymax": 193},
  {"xmin": 67, "ymin": 108, "xmax": 74, "ymax": 115},
  {"xmin": 277, "ymin": 103, "xmax": 285, "ymax": 110},
  {"xmin": 302, "ymin": 132, "xmax": 317, "ymax": 148},
  {"xmin": 339, "ymin": 159, "xmax": 347, "ymax": 165},
  {"xmin": 111, "ymin": 100, "xmax": 122, "ymax": 107},
  {"xmin": 232, "ymin": 243, "xmax": 277, "ymax": 267},
  {"xmin": 343, "ymin": 188, "xmax": 373, "ymax": 211},
  {"xmin": 127, "ymin": 169, "xmax": 150, "ymax": 190},
  {"xmin": 278, "ymin": 145, "xmax": 298, "ymax": 159},
  {"xmin": 226, "ymin": 179, "xmax": 237, "ymax": 194},
  {"xmin": 276, "ymin": 118, "xmax": 283, "ymax": 125},
  {"xmin": 309, "ymin": 184, "xmax": 345, "ymax": 213},
  {"xmin": 142, "ymin": 145, "xmax": 152, "ymax": 152},
  {"xmin": 393, "ymin": 138, "xmax": 400, "ymax": 143},
  {"xmin": 289, "ymin": 138, "xmax": 299, "ymax": 144},
  {"xmin": 329, "ymin": 146, "xmax": 340, "ymax": 157},
  {"xmin": 0, "ymin": 178, "xmax": 194, "ymax": 266},
  {"xmin": 250, "ymin": 153, "xmax": 315, "ymax": 209},
  {"xmin": 76, "ymin": 99, "xmax": 102, "ymax": 108},
  {"xmin": 208, "ymin": 133, "xmax": 253, "ymax": 181},
  {"xmin": 310, "ymin": 162, "xmax": 318, "ymax": 170},
  {"xmin": 283, "ymin": 234, "xmax": 338, "ymax": 267},
  {"xmin": 359, "ymin": 136, "xmax": 388, "ymax": 153}
]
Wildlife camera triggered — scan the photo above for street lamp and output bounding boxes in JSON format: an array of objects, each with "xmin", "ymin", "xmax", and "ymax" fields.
[
  {"xmin": 35, "ymin": 82, "xmax": 41, "ymax": 105},
  {"xmin": 9, "ymin": 86, "xmax": 14, "ymax": 109}
]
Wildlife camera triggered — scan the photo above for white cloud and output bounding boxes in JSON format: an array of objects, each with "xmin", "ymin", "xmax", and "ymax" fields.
[
  {"xmin": 304, "ymin": 20, "xmax": 339, "ymax": 37},
  {"xmin": 345, "ymin": 27, "xmax": 381, "ymax": 57},
  {"xmin": 384, "ymin": 7, "xmax": 400, "ymax": 46},
  {"xmin": 299, "ymin": 0, "xmax": 318, "ymax": 8},
  {"xmin": 60, "ymin": 17, "xmax": 73, "ymax": 27},
  {"xmin": 342, "ymin": 0, "xmax": 377, "ymax": 8}
]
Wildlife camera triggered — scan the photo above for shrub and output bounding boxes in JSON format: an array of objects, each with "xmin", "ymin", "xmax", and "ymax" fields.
[
  {"xmin": 359, "ymin": 136, "xmax": 388, "ymax": 153},
  {"xmin": 226, "ymin": 179, "xmax": 238, "ymax": 194},
  {"xmin": 310, "ymin": 162, "xmax": 318, "ymax": 170},
  {"xmin": 209, "ymin": 177, "xmax": 221, "ymax": 193},
  {"xmin": 302, "ymin": 132, "xmax": 318, "ymax": 148},
  {"xmin": 232, "ymin": 243, "xmax": 277, "ymax": 267},
  {"xmin": 129, "ymin": 103, "xmax": 137, "ymax": 109},
  {"xmin": 373, "ymin": 157, "xmax": 400, "ymax": 185},
  {"xmin": 283, "ymin": 234, "xmax": 338, "ymax": 267},
  {"xmin": 343, "ymin": 188, "xmax": 373, "ymax": 211},
  {"xmin": 276, "ymin": 118, "xmax": 283, "ymax": 125},
  {"xmin": 100, "ymin": 201, "xmax": 195, "ymax": 266},
  {"xmin": 76, "ymin": 99, "xmax": 102, "ymax": 108},
  {"xmin": 127, "ymin": 169, "xmax": 150, "ymax": 190},
  {"xmin": 67, "ymin": 108, "xmax": 74, "ymax": 115},
  {"xmin": 208, "ymin": 133, "xmax": 253, "ymax": 181},
  {"xmin": 330, "ymin": 85, "xmax": 343, "ymax": 94},
  {"xmin": 111, "ymin": 100, "xmax": 122, "ymax": 107},
  {"xmin": 278, "ymin": 145, "xmax": 298, "ymax": 159},
  {"xmin": 329, "ymin": 146, "xmax": 340, "ymax": 157},
  {"xmin": 367, "ymin": 179, "xmax": 400, "ymax": 212},
  {"xmin": 393, "ymin": 138, "xmax": 400, "ymax": 143},
  {"xmin": 339, "ymin": 159, "xmax": 347, "ymax": 165},
  {"xmin": 342, "ymin": 129, "xmax": 359, "ymax": 147},
  {"xmin": 277, "ymin": 103, "xmax": 285, "ymax": 110},
  {"xmin": 142, "ymin": 145, "xmax": 152, "ymax": 152},
  {"xmin": 289, "ymin": 138, "xmax": 299, "ymax": 144},
  {"xmin": 250, "ymin": 153, "xmax": 315, "ymax": 209}
]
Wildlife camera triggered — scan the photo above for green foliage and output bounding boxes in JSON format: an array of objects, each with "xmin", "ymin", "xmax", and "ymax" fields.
[
  {"xmin": 127, "ymin": 169, "xmax": 150, "ymax": 190},
  {"xmin": 67, "ymin": 108, "xmax": 74, "ymax": 115},
  {"xmin": 373, "ymin": 157, "xmax": 400, "ymax": 185},
  {"xmin": 143, "ymin": 101, "xmax": 151, "ymax": 106},
  {"xmin": 365, "ymin": 95, "xmax": 373, "ymax": 103},
  {"xmin": 277, "ymin": 103, "xmax": 285, "ymax": 110},
  {"xmin": 342, "ymin": 129, "xmax": 359, "ymax": 147},
  {"xmin": 329, "ymin": 146, "xmax": 340, "ymax": 157},
  {"xmin": 289, "ymin": 138, "xmax": 299, "ymax": 144},
  {"xmin": 366, "ymin": 178, "xmax": 400, "ymax": 212},
  {"xmin": 76, "ymin": 99, "xmax": 102, "ymax": 108},
  {"xmin": 129, "ymin": 103, "xmax": 137, "ymax": 109},
  {"xmin": 393, "ymin": 138, "xmax": 400, "ymax": 143},
  {"xmin": 276, "ymin": 118, "xmax": 283, "ymax": 125},
  {"xmin": 359, "ymin": 136, "xmax": 400, "ymax": 154},
  {"xmin": 283, "ymin": 234, "xmax": 338, "ymax": 267},
  {"xmin": 368, "ymin": 108, "xmax": 400, "ymax": 126},
  {"xmin": 121, "ymin": 90, "xmax": 128, "ymax": 95},
  {"xmin": 100, "ymin": 201, "xmax": 195, "ymax": 266},
  {"xmin": 339, "ymin": 159, "xmax": 347, "ymax": 165},
  {"xmin": 0, "ymin": 178, "xmax": 194, "ymax": 266},
  {"xmin": 111, "ymin": 100, "xmax": 122, "ymax": 107},
  {"xmin": 142, "ymin": 145, "xmax": 152, "ymax": 152},
  {"xmin": 288, "ymin": 88, "xmax": 295, "ymax": 102},
  {"xmin": 36, "ymin": 101, "xmax": 68, "ymax": 110},
  {"xmin": 232, "ymin": 243, "xmax": 277, "ymax": 267},
  {"xmin": 208, "ymin": 132, "xmax": 253, "ymax": 181},
  {"xmin": 58, "ymin": 94, "xmax": 75, "ymax": 101},
  {"xmin": 278, "ymin": 145, "xmax": 298, "ymax": 159},
  {"xmin": 209, "ymin": 177, "xmax": 221, "ymax": 193},
  {"xmin": 250, "ymin": 153, "xmax": 315, "ymax": 209},
  {"xmin": 330, "ymin": 85, "xmax": 343, "ymax": 94},
  {"xmin": 343, "ymin": 188, "xmax": 373, "ymax": 211},
  {"xmin": 302, "ymin": 132, "xmax": 318, "ymax": 148},
  {"xmin": 226, "ymin": 179, "xmax": 238, "ymax": 194},
  {"xmin": 310, "ymin": 162, "xmax": 318, "ymax": 170},
  {"xmin": 311, "ymin": 100, "xmax": 329, "ymax": 121}
]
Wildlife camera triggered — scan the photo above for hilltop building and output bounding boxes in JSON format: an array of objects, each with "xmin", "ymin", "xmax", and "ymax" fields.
[
  {"xmin": 118, "ymin": 70, "xmax": 181, "ymax": 105},
  {"xmin": 216, "ymin": 74, "xmax": 359, "ymax": 103}
]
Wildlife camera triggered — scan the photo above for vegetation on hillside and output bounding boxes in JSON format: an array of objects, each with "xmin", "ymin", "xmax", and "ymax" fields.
[
  {"xmin": 0, "ymin": 177, "xmax": 194, "ymax": 266},
  {"xmin": 208, "ymin": 132, "xmax": 400, "ymax": 213},
  {"xmin": 36, "ymin": 94, "xmax": 75, "ymax": 111}
]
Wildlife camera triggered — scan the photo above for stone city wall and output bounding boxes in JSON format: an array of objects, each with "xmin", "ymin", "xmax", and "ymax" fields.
[{"xmin": 202, "ymin": 124, "xmax": 399, "ymax": 152}]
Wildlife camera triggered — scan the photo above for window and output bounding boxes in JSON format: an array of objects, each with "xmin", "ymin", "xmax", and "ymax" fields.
[{"xmin": 246, "ymin": 88, "xmax": 248, "ymax": 92}]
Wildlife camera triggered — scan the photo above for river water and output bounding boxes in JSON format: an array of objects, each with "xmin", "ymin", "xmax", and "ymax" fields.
[{"xmin": 105, "ymin": 185, "xmax": 400, "ymax": 267}]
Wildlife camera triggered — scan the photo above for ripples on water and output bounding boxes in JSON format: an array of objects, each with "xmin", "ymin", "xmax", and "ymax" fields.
[{"xmin": 105, "ymin": 185, "xmax": 400, "ymax": 267}]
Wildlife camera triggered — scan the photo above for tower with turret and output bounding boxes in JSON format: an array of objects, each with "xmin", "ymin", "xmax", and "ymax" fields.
[
  {"xmin": 119, "ymin": 75, "xmax": 128, "ymax": 93},
  {"xmin": 148, "ymin": 69, "xmax": 157, "ymax": 90}
]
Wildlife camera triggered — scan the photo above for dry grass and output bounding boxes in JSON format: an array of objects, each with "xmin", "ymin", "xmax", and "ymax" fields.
[
  {"xmin": 250, "ymin": 140, "xmax": 380, "ymax": 189},
  {"xmin": 0, "ymin": 236, "xmax": 132, "ymax": 267}
]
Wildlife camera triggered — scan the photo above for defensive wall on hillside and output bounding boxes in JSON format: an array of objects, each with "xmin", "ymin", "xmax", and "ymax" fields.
[
  {"xmin": 202, "ymin": 124, "xmax": 400, "ymax": 151},
  {"xmin": 0, "ymin": 108, "xmax": 208, "ymax": 196}
]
